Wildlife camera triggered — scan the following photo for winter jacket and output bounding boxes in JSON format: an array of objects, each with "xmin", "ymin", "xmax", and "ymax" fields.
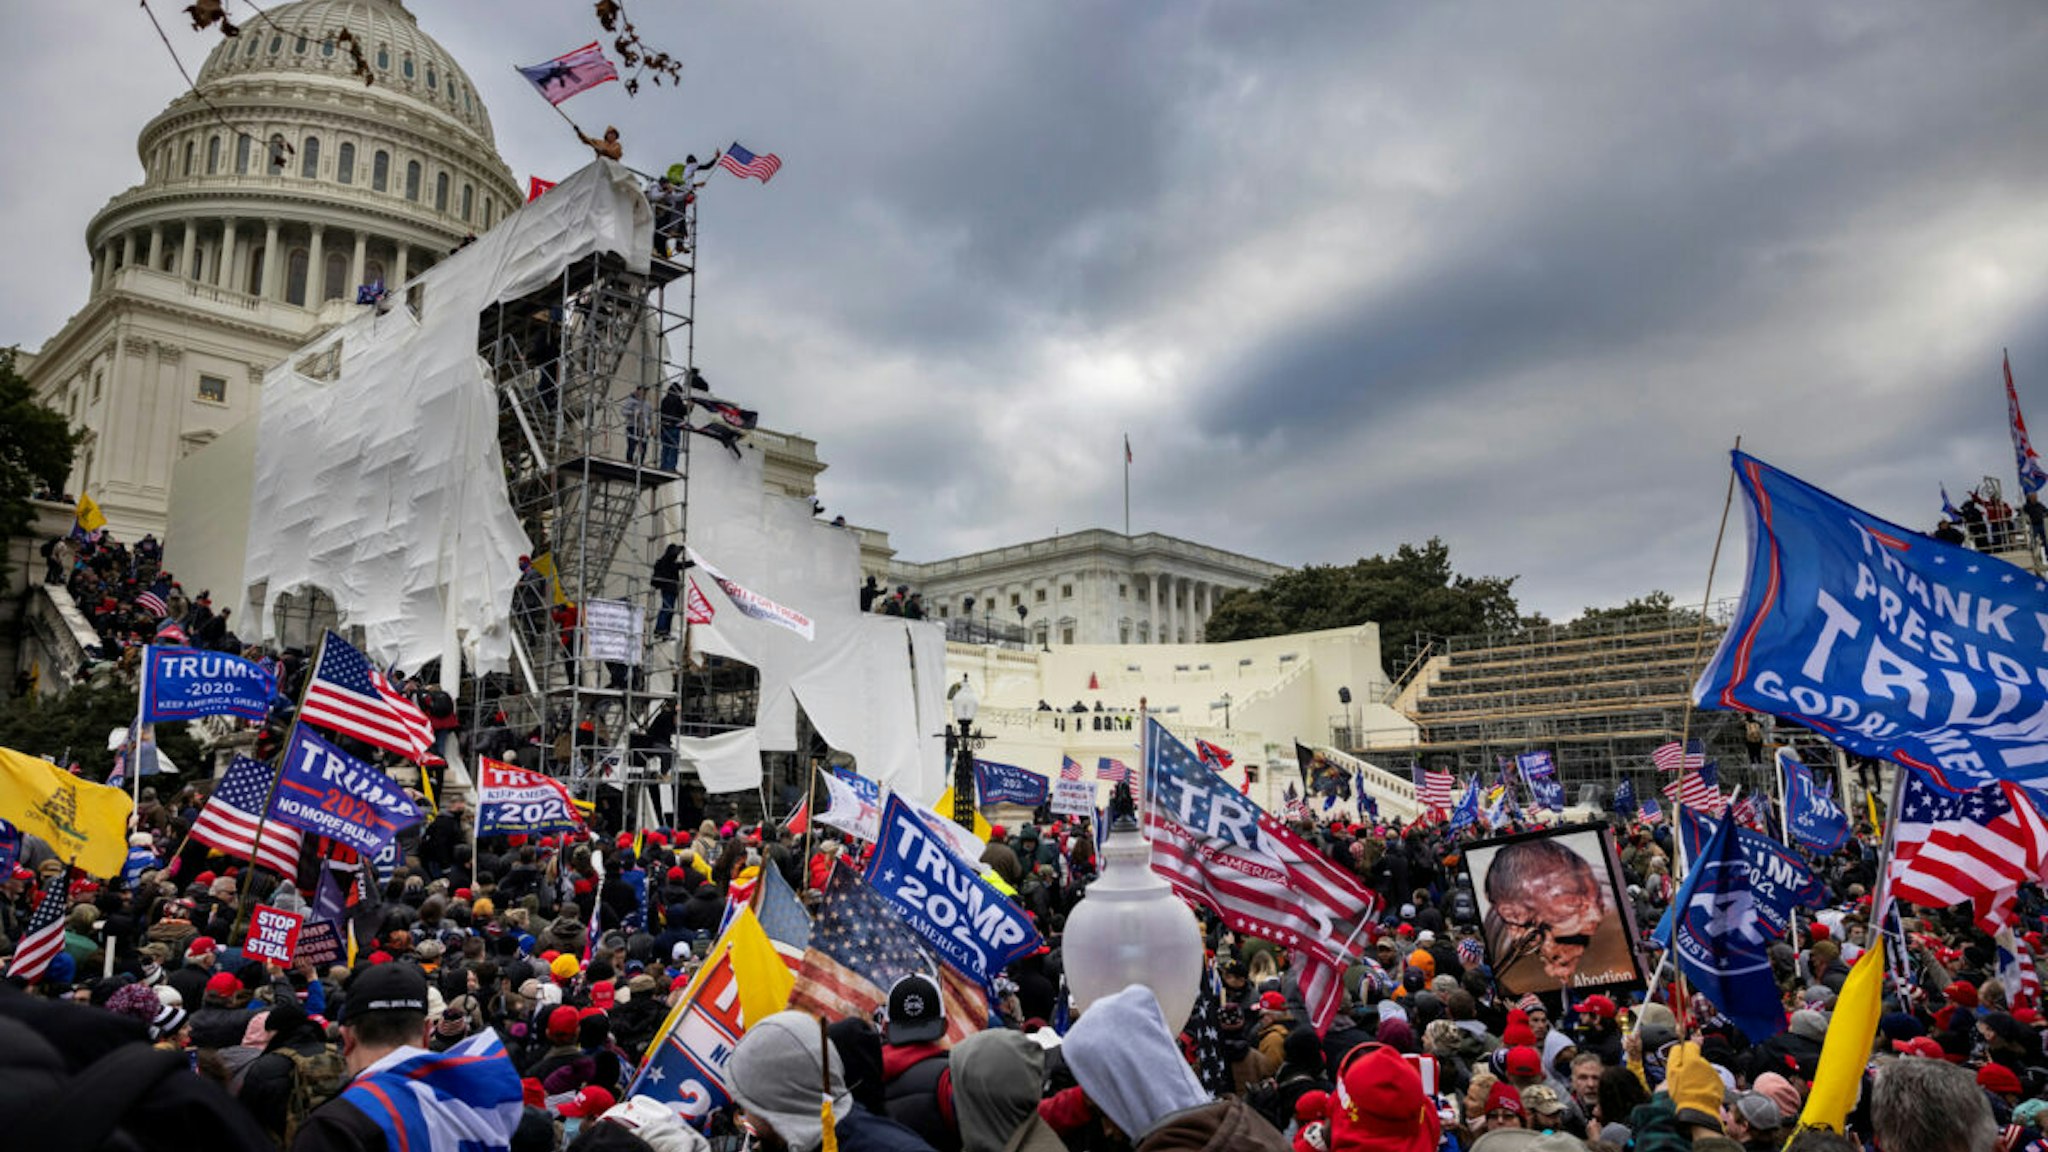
[
  {"xmin": 191, "ymin": 1004, "xmax": 252, "ymax": 1050},
  {"xmin": 238, "ymin": 1025, "xmax": 335, "ymax": 1140},
  {"xmin": 883, "ymin": 1043, "xmax": 958, "ymax": 1151},
  {"xmin": 1138, "ymin": 1099, "xmax": 1291, "ymax": 1152}
]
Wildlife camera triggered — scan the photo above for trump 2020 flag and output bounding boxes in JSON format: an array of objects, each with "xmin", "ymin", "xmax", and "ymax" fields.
[
  {"xmin": 1695, "ymin": 451, "xmax": 2048, "ymax": 790},
  {"xmin": 1448, "ymin": 778, "xmax": 1481, "ymax": 833},
  {"xmin": 140, "ymin": 646, "xmax": 277, "ymax": 724},
  {"xmin": 1778, "ymin": 748, "xmax": 1849, "ymax": 854},
  {"xmin": 516, "ymin": 42, "xmax": 618, "ymax": 105},
  {"xmin": 271, "ymin": 726, "xmax": 423, "ymax": 859},
  {"xmin": 1660, "ymin": 810, "xmax": 1788, "ymax": 1042},
  {"xmin": 973, "ymin": 759, "xmax": 1047, "ymax": 808},
  {"xmin": 1672, "ymin": 808, "xmax": 1825, "ymax": 939}
]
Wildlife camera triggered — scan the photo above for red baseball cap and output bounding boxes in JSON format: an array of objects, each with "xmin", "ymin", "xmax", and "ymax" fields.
[
  {"xmin": 1979, "ymin": 1064, "xmax": 2023, "ymax": 1095},
  {"xmin": 558, "ymin": 1085, "xmax": 616, "ymax": 1118},
  {"xmin": 1892, "ymin": 1037, "xmax": 1944, "ymax": 1059},
  {"xmin": 1578, "ymin": 995, "xmax": 1617, "ymax": 1019},
  {"xmin": 1504, "ymin": 1045, "xmax": 1542, "ymax": 1079},
  {"xmin": 1259, "ymin": 991, "xmax": 1288, "ymax": 1012},
  {"xmin": 187, "ymin": 935, "xmax": 219, "ymax": 956}
]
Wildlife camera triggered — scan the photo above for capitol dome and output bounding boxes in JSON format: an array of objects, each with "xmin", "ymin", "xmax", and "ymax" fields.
[{"xmin": 83, "ymin": 0, "xmax": 519, "ymax": 312}]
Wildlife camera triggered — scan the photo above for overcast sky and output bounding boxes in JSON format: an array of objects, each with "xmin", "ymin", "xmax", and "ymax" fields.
[{"xmin": 8, "ymin": 2, "xmax": 2048, "ymax": 621}]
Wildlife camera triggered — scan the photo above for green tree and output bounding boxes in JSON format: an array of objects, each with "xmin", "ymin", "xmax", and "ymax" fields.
[
  {"xmin": 0, "ymin": 346, "xmax": 79, "ymax": 577},
  {"xmin": 1561, "ymin": 589, "xmax": 1703, "ymax": 635},
  {"xmin": 0, "ymin": 681, "xmax": 204, "ymax": 784},
  {"xmin": 1204, "ymin": 538, "xmax": 1522, "ymax": 679}
]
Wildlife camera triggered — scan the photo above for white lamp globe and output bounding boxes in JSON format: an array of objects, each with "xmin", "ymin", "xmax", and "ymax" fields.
[{"xmin": 1061, "ymin": 810, "xmax": 1204, "ymax": 1033}]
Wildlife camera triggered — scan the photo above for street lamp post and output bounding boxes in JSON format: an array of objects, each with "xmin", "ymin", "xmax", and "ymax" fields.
[
  {"xmin": 947, "ymin": 677, "xmax": 984, "ymax": 830},
  {"xmin": 1062, "ymin": 781, "xmax": 1204, "ymax": 1031},
  {"xmin": 1220, "ymin": 691, "xmax": 1232, "ymax": 730}
]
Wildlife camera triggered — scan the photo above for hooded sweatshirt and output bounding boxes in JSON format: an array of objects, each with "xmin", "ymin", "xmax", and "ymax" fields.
[
  {"xmin": 951, "ymin": 1030, "xmax": 1060, "ymax": 1152},
  {"xmin": 1064, "ymin": 985, "xmax": 1209, "ymax": 1141},
  {"xmin": 729, "ymin": 1011, "xmax": 932, "ymax": 1152}
]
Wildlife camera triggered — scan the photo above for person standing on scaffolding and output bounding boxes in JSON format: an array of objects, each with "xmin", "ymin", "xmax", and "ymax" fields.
[
  {"xmin": 647, "ymin": 169, "xmax": 687, "ymax": 258},
  {"xmin": 622, "ymin": 383, "xmax": 654, "ymax": 465}
]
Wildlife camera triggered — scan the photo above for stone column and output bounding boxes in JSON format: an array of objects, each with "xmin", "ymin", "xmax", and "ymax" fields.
[
  {"xmin": 350, "ymin": 231, "xmax": 367, "ymax": 293},
  {"xmin": 120, "ymin": 232, "xmax": 136, "ymax": 270},
  {"xmin": 393, "ymin": 242, "xmax": 409, "ymax": 286},
  {"xmin": 218, "ymin": 218, "xmax": 239, "ymax": 289},
  {"xmin": 307, "ymin": 224, "xmax": 325, "ymax": 303},
  {"xmin": 1148, "ymin": 573, "xmax": 1161, "ymax": 644},
  {"xmin": 180, "ymin": 219, "xmax": 197, "ymax": 280},
  {"xmin": 261, "ymin": 218, "xmax": 281, "ymax": 300},
  {"xmin": 90, "ymin": 247, "xmax": 106, "ymax": 295},
  {"xmin": 147, "ymin": 225, "xmax": 163, "ymax": 271}
]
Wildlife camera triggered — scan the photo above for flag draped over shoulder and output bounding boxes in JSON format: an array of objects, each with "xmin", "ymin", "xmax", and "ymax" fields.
[
  {"xmin": 1143, "ymin": 718, "xmax": 1379, "ymax": 1034},
  {"xmin": 1695, "ymin": 451, "xmax": 2048, "ymax": 790},
  {"xmin": 338, "ymin": 1032, "xmax": 523, "ymax": 1152},
  {"xmin": 0, "ymin": 747, "xmax": 133, "ymax": 878}
]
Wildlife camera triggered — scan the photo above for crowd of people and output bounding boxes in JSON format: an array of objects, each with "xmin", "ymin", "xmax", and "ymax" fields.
[{"xmin": 0, "ymin": 756, "xmax": 2041, "ymax": 1152}]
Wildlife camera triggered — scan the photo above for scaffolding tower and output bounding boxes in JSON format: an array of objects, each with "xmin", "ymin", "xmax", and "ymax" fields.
[{"xmin": 467, "ymin": 198, "xmax": 760, "ymax": 828}]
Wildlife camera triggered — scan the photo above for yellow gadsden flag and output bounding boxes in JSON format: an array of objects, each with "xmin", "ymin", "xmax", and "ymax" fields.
[
  {"xmin": 1798, "ymin": 935, "xmax": 1885, "ymax": 1133},
  {"xmin": 0, "ymin": 747, "xmax": 134, "ymax": 878},
  {"xmin": 74, "ymin": 493, "xmax": 108, "ymax": 533}
]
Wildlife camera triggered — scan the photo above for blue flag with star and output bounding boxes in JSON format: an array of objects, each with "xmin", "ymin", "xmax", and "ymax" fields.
[
  {"xmin": 1779, "ymin": 748, "xmax": 1850, "ymax": 854},
  {"xmin": 1612, "ymin": 776, "xmax": 1636, "ymax": 816},
  {"xmin": 1448, "ymin": 777, "xmax": 1481, "ymax": 833},
  {"xmin": 1696, "ymin": 450, "xmax": 2048, "ymax": 790},
  {"xmin": 1660, "ymin": 811, "xmax": 1788, "ymax": 1041}
]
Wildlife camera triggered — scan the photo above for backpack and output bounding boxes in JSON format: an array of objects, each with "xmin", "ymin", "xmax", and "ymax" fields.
[{"xmin": 282, "ymin": 1044, "xmax": 350, "ymax": 1145}]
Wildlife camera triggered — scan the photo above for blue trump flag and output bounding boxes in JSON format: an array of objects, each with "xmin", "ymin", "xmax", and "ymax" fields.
[
  {"xmin": 1778, "ymin": 748, "xmax": 1850, "ymax": 854},
  {"xmin": 1612, "ymin": 776, "xmax": 1636, "ymax": 816},
  {"xmin": 1659, "ymin": 811, "xmax": 1790, "ymax": 1042},
  {"xmin": 270, "ymin": 726, "xmax": 424, "ymax": 858},
  {"xmin": 973, "ymin": 759, "xmax": 1048, "ymax": 808},
  {"xmin": 1448, "ymin": 778, "xmax": 1481, "ymax": 833},
  {"xmin": 140, "ymin": 646, "xmax": 277, "ymax": 723},
  {"xmin": 865, "ymin": 793, "xmax": 1042, "ymax": 985},
  {"xmin": 1671, "ymin": 808, "xmax": 1826, "ymax": 939},
  {"xmin": 1697, "ymin": 451, "xmax": 2048, "ymax": 789}
]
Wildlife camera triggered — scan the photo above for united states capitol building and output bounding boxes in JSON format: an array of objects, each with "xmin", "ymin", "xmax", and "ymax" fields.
[{"xmin": 14, "ymin": 0, "xmax": 1419, "ymax": 809}]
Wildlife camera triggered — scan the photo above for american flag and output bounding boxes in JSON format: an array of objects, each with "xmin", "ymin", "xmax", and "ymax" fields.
[
  {"xmin": 1653, "ymin": 740, "xmax": 1707, "ymax": 773},
  {"xmin": 1640, "ymin": 797, "xmax": 1665, "ymax": 825},
  {"xmin": 717, "ymin": 142, "xmax": 782, "ymax": 184},
  {"xmin": 1730, "ymin": 792, "xmax": 1767, "ymax": 833},
  {"xmin": 301, "ymin": 631, "xmax": 433, "ymax": 762},
  {"xmin": 1890, "ymin": 767, "xmax": 2048, "ymax": 933},
  {"xmin": 190, "ymin": 755, "xmax": 305, "ymax": 876},
  {"xmin": 1664, "ymin": 760, "xmax": 1726, "ymax": 816},
  {"xmin": 1412, "ymin": 764, "xmax": 1455, "ymax": 813},
  {"xmin": 135, "ymin": 588, "xmax": 169, "ymax": 618},
  {"xmin": 754, "ymin": 863, "xmax": 812, "ymax": 969},
  {"xmin": 1060, "ymin": 755, "xmax": 1085, "ymax": 782},
  {"xmin": 1096, "ymin": 757, "xmax": 1131, "ymax": 785},
  {"xmin": 1142, "ymin": 718, "xmax": 1379, "ymax": 1034},
  {"xmin": 1999, "ymin": 928, "xmax": 2042, "ymax": 1013},
  {"xmin": 6, "ymin": 865, "xmax": 74, "ymax": 982},
  {"xmin": 1195, "ymin": 739, "xmax": 1234, "ymax": 769},
  {"xmin": 788, "ymin": 865, "xmax": 984, "ymax": 1044}
]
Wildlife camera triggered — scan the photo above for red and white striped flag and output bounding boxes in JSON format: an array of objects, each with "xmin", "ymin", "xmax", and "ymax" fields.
[
  {"xmin": 1096, "ymin": 757, "xmax": 1131, "ymax": 785},
  {"xmin": 716, "ymin": 142, "xmax": 782, "ymax": 184},
  {"xmin": 190, "ymin": 755, "xmax": 305, "ymax": 876},
  {"xmin": 300, "ymin": 631, "xmax": 434, "ymax": 762},
  {"xmin": 1652, "ymin": 740, "xmax": 1706, "ymax": 773},
  {"xmin": 1413, "ymin": 767, "xmax": 1455, "ymax": 813},
  {"xmin": 516, "ymin": 42, "xmax": 618, "ymax": 106},
  {"xmin": 1890, "ymin": 768, "xmax": 2048, "ymax": 933},
  {"xmin": 135, "ymin": 589, "xmax": 169, "ymax": 618},
  {"xmin": 1730, "ymin": 792, "xmax": 1767, "ymax": 832},
  {"xmin": 1143, "ymin": 718, "xmax": 1379, "ymax": 1034},
  {"xmin": 1639, "ymin": 798, "xmax": 1665, "ymax": 825},
  {"xmin": 5, "ymin": 866, "xmax": 74, "ymax": 983},
  {"xmin": 1664, "ymin": 769, "xmax": 1726, "ymax": 817},
  {"xmin": 1998, "ymin": 928, "xmax": 2041, "ymax": 1013},
  {"xmin": 1059, "ymin": 756, "xmax": 1085, "ymax": 782}
]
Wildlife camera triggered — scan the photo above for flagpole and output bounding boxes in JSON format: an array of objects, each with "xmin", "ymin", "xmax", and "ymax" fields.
[
  {"xmin": 1773, "ymin": 748, "xmax": 1803, "ymax": 961},
  {"xmin": 232, "ymin": 631, "xmax": 327, "ymax": 945},
  {"xmin": 801, "ymin": 756, "xmax": 819, "ymax": 871},
  {"xmin": 516, "ymin": 67, "xmax": 590, "ymax": 136},
  {"xmin": 1123, "ymin": 434, "xmax": 1131, "ymax": 537},
  {"xmin": 130, "ymin": 645, "xmax": 149, "ymax": 811}
]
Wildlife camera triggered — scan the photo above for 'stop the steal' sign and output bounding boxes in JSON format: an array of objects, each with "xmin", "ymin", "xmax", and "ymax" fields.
[
  {"xmin": 271, "ymin": 726, "xmax": 423, "ymax": 858},
  {"xmin": 1697, "ymin": 452, "xmax": 2048, "ymax": 790},
  {"xmin": 864, "ymin": 793, "xmax": 1041, "ymax": 986},
  {"xmin": 245, "ymin": 903, "xmax": 304, "ymax": 965}
]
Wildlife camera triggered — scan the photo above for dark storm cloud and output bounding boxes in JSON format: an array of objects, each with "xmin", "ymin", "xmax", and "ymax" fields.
[{"xmin": 12, "ymin": 3, "xmax": 2048, "ymax": 621}]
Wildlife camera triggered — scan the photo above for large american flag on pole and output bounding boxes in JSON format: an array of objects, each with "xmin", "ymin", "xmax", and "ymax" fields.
[
  {"xmin": 716, "ymin": 142, "xmax": 782, "ymax": 184},
  {"xmin": 1652, "ymin": 739, "xmax": 1707, "ymax": 773},
  {"xmin": 1890, "ymin": 766, "xmax": 2048, "ymax": 933},
  {"xmin": 191, "ymin": 755, "xmax": 304, "ymax": 876},
  {"xmin": 301, "ymin": 631, "xmax": 434, "ymax": 762},
  {"xmin": 1663, "ymin": 759, "xmax": 1727, "ymax": 816},
  {"xmin": 515, "ymin": 42, "xmax": 619, "ymax": 106},
  {"xmin": 1060, "ymin": 756, "xmax": 1086, "ymax": 782},
  {"xmin": 787, "ymin": 866, "xmax": 984, "ymax": 1045},
  {"xmin": 1412, "ymin": 764, "xmax": 1455, "ymax": 813},
  {"xmin": 6, "ymin": 866, "xmax": 74, "ymax": 982},
  {"xmin": 1143, "ymin": 717, "xmax": 1379, "ymax": 1035}
]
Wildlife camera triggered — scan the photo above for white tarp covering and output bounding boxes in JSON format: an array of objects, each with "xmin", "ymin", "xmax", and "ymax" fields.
[
  {"xmin": 672, "ymin": 442, "xmax": 949, "ymax": 802},
  {"xmin": 242, "ymin": 161, "xmax": 653, "ymax": 679}
]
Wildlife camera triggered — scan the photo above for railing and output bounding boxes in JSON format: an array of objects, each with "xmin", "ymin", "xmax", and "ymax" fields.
[
  {"xmin": 1382, "ymin": 639, "xmax": 1435, "ymax": 705},
  {"xmin": 945, "ymin": 618, "xmax": 1032, "ymax": 649}
]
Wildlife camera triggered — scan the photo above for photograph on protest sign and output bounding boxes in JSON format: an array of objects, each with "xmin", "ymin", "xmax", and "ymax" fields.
[{"xmin": 1462, "ymin": 823, "xmax": 1643, "ymax": 996}]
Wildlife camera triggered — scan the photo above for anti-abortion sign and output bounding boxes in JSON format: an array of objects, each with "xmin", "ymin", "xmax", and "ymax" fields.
[
  {"xmin": 271, "ymin": 726, "xmax": 424, "ymax": 858},
  {"xmin": 1050, "ymin": 779, "xmax": 1095, "ymax": 818},
  {"xmin": 245, "ymin": 904, "xmax": 304, "ymax": 965},
  {"xmin": 1674, "ymin": 808, "xmax": 1826, "ymax": 939},
  {"xmin": 973, "ymin": 759, "xmax": 1047, "ymax": 808},
  {"xmin": 1697, "ymin": 451, "xmax": 2048, "ymax": 790},
  {"xmin": 476, "ymin": 757, "xmax": 585, "ymax": 836},
  {"xmin": 140, "ymin": 647, "xmax": 277, "ymax": 723},
  {"xmin": 865, "ymin": 793, "xmax": 1041, "ymax": 985}
]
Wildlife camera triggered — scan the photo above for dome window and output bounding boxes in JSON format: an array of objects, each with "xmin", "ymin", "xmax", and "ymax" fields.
[
  {"xmin": 337, "ymin": 142, "xmax": 355, "ymax": 185},
  {"xmin": 434, "ymin": 171, "xmax": 449, "ymax": 211},
  {"xmin": 206, "ymin": 135, "xmax": 221, "ymax": 175},
  {"xmin": 376, "ymin": 45, "xmax": 390, "ymax": 71},
  {"xmin": 295, "ymin": 34, "xmax": 308, "ymax": 54},
  {"xmin": 286, "ymin": 248, "xmax": 310, "ymax": 307},
  {"xmin": 246, "ymin": 36, "xmax": 261, "ymax": 58},
  {"xmin": 372, "ymin": 149, "xmax": 390, "ymax": 192},
  {"xmin": 460, "ymin": 183, "xmax": 473, "ymax": 223},
  {"xmin": 182, "ymin": 140, "xmax": 194, "ymax": 177},
  {"xmin": 236, "ymin": 135, "xmax": 252, "ymax": 174},
  {"xmin": 405, "ymin": 160, "xmax": 422, "ymax": 202},
  {"xmin": 322, "ymin": 37, "xmax": 335, "ymax": 57},
  {"xmin": 301, "ymin": 136, "xmax": 320, "ymax": 179},
  {"xmin": 323, "ymin": 252, "xmax": 348, "ymax": 303},
  {"xmin": 269, "ymin": 34, "xmax": 283, "ymax": 55},
  {"xmin": 426, "ymin": 65, "xmax": 437, "ymax": 90},
  {"xmin": 403, "ymin": 54, "xmax": 415, "ymax": 80}
]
